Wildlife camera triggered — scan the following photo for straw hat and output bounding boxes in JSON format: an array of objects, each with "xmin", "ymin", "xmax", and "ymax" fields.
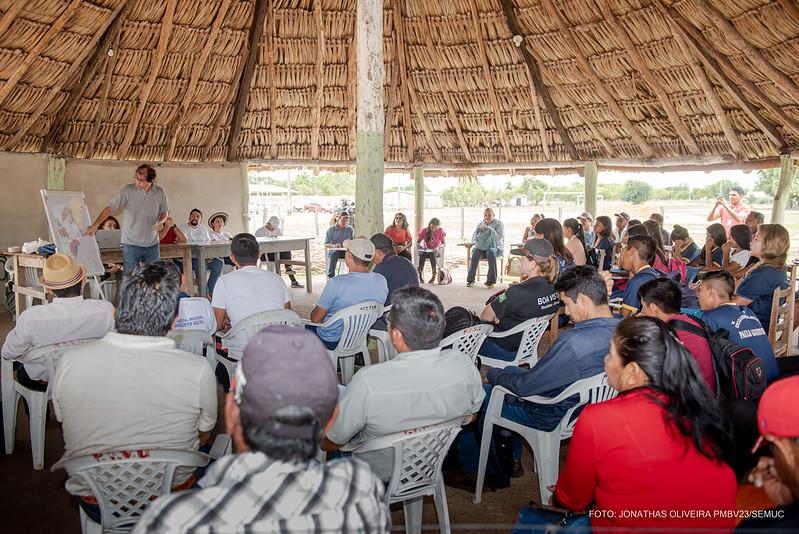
[
  {"xmin": 208, "ymin": 211, "xmax": 228, "ymax": 228},
  {"xmin": 38, "ymin": 253, "xmax": 86, "ymax": 290}
]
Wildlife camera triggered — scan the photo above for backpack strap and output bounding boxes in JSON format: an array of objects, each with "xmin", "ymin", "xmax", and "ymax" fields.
[{"xmin": 669, "ymin": 318, "xmax": 707, "ymax": 340}]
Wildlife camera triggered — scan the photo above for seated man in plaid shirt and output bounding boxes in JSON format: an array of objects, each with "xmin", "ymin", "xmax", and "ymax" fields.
[{"xmin": 135, "ymin": 326, "xmax": 390, "ymax": 533}]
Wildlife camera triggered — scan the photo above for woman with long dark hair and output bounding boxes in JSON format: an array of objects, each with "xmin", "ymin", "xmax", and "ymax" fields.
[
  {"xmin": 691, "ymin": 222, "xmax": 726, "ymax": 268},
  {"xmin": 417, "ymin": 217, "xmax": 446, "ymax": 283},
  {"xmin": 553, "ymin": 316, "xmax": 736, "ymax": 532},
  {"xmin": 670, "ymin": 224, "xmax": 700, "ymax": 264},
  {"xmin": 642, "ymin": 219, "xmax": 669, "ymax": 273},
  {"xmin": 534, "ymin": 218, "xmax": 574, "ymax": 271},
  {"xmin": 562, "ymin": 218, "xmax": 586, "ymax": 266},
  {"xmin": 722, "ymin": 223, "xmax": 752, "ymax": 277},
  {"xmin": 384, "ymin": 212, "xmax": 413, "ymax": 261},
  {"xmin": 593, "ymin": 215, "xmax": 614, "ymax": 270}
]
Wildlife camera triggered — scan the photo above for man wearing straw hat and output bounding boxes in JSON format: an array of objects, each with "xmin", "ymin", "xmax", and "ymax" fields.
[
  {"xmin": 87, "ymin": 163, "xmax": 169, "ymax": 275},
  {"xmin": 1, "ymin": 253, "xmax": 113, "ymax": 387}
]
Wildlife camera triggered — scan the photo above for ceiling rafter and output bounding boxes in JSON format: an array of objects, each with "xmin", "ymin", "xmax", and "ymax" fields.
[
  {"xmin": 599, "ymin": 2, "xmax": 700, "ymax": 155},
  {"xmin": 0, "ymin": 1, "xmax": 30, "ymax": 40},
  {"xmin": 693, "ymin": 0, "xmax": 799, "ymax": 104},
  {"xmin": 165, "ymin": 0, "xmax": 232, "ymax": 161},
  {"xmin": 346, "ymin": 26, "xmax": 357, "ymax": 160},
  {"xmin": 117, "ymin": 0, "xmax": 177, "ymax": 159},
  {"xmin": 392, "ymin": 0, "xmax": 415, "ymax": 162},
  {"xmin": 266, "ymin": 0, "xmax": 277, "ymax": 159},
  {"xmin": 41, "ymin": 0, "xmax": 132, "ymax": 153},
  {"xmin": 384, "ymin": 48, "xmax": 400, "ymax": 157},
  {"xmin": 310, "ymin": 0, "xmax": 324, "ymax": 161},
  {"xmin": 422, "ymin": 17, "xmax": 472, "ymax": 162},
  {"xmin": 778, "ymin": 0, "xmax": 799, "ymax": 23},
  {"xmin": 5, "ymin": 1, "xmax": 128, "ymax": 151},
  {"xmin": 541, "ymin": 0, "xmax": 655, "ymax": 158},
  {"xmin": 86, "ymin": 27, "xmax": 120, "ymax": 159},
  {"xmin": 468, "ymin": 0, "xmax": 513, "ymax": 161},
  {"xmin": 226, "ymin": 0, "xmax": 269, "ymax": 161},
  {"xmin": 0, "ymin": 0, "xmax": 83, "ymax": 109}
]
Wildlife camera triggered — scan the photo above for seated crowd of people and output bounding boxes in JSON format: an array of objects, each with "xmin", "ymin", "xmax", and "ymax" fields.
[{"xmin": 3, "ymin": 184, "xmax": 799, "ymax": 532}]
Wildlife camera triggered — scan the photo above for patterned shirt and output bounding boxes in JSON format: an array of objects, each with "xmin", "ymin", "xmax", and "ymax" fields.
[{"xmin": 133, "ymin": 452, "xmax": 390, "ymax": 533}]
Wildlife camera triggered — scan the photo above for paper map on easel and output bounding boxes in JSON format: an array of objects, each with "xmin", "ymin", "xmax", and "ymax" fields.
[{"xmin": 41, "ymin": 190, "xmax": 104, "ymax": 276}]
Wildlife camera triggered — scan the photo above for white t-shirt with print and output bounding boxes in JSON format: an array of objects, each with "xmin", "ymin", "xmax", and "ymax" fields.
[
  {"xmin": 174, "ymin": 297, "xmax": 216, "ymax": 336},
  {"xmin": 730, "ymin": 249, "xmax": 751, "ymax": 267}
]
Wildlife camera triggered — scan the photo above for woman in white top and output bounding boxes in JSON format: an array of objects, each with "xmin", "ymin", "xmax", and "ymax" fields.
[
  {"xmin": 722, "ymin": 223, "xmax": 752, "ymax": 279},
  {"xmin": 562, "ymin": 218, "xmax": 587, "ymax": 266},
  {"xmin": 208, "ymin": 212, "xmax": 233, "ymax": 241}
]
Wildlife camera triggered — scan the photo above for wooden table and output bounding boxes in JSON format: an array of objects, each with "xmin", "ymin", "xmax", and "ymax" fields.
[
  {"xmin": 192, "ymin": 236, "xmax": 314, "ymax": 296},
  {"xmin": 99, "ymin": 244, "xmax": 194, "ymax": 294}
]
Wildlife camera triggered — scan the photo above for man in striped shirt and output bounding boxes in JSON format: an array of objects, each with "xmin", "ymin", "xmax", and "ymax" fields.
[{"xmin": 134, "ymin": 326, "xmax": 390, "ymax": 533}]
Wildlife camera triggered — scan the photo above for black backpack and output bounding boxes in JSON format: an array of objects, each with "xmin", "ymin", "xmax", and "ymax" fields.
[{"xmin": 670, "ymin": 318, "xmax": 767, "ymax": 401}]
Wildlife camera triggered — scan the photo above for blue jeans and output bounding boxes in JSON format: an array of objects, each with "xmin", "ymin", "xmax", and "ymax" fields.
[
  {"xmin": 479, "ymin": 338, "xmax": 518, "ymax": 362},
  {"xmin": 467, "ymin": 247, "xmax": 499, "ymax": 284},
  {"xmin": 174, "ymin": 258, "xmax": 224, "ymax": 294},
  {"xmin": 305, "ymin": 324, "xmax": 339, "ymax": 350},
  {"xmin": 121, "ymin": 243, "xmax": 160, "ymax": 275},
  {"xmin": 326, "ymin": 249, "xmax": 346, "ymax": 278}
]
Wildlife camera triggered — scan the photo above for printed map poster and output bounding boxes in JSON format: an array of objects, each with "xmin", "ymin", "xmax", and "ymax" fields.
[{"xmin": 41, "ymin": 190, "xmax": 104, "ymax": 276}]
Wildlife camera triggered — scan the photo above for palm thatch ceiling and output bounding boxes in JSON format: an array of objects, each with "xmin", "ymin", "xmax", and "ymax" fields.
[{"xmin": 0, "ymin": 0, "xmax": 797, "ymax": 169}]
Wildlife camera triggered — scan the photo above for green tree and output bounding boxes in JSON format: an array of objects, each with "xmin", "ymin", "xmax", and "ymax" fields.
[
  {"xmin": 620, "ymin": 180, "xmax": 652, "ymax": 204},
  {"xmin": 442, "ymin": 181, "xmax": 489, "ymax": 207},
  {"xmin": 291, "ymin": 172, "xmax": 355, "ymax": 196},
  {"xmin": 517, "ymin": 177, "xmax": 548, "ymax": 202},
  {"xmin": 692, "ymin": 179, "xmax": 737, "ymax": 200}
]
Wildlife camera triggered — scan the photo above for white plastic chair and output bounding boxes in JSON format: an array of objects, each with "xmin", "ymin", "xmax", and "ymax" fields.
[
  {"xmin": 474, "ymin": 372, "xmax": 617, "ymax": 505},
  {"xmin": 438, "ymin": 324, "xmax": 494, "ymax": 363},
  {"xmin": 53, "ymin": 449, "xmax": 211, "ymax": 534},
  {"xmin": 217, "ymin": 309, "xmax": 303, "ymax": 383},
  {"xmin": 350, "ymin": 418, "xmax": 465, "ymax": 534},
  {"xmin": 478, "ymin": 314, "xmax": 553, "ymax": 370},
  {"xmin": 167, "ymin": 329, "xmax": 217, "ymax": 371},
  {"xmin": 304, "ymin": 301, "xmax": 383, "ymax": 384},
  {"xmin": 368, "ymin": 305, "xmax": 394, "ymax": 363},
  {"xmin": 2, "ymin": 339, "xmax": 98, "ymax": 470}
]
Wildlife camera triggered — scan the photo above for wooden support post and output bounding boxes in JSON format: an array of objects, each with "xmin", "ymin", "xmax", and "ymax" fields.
[
  {"xmin": 354, "ymin": 0, "xmax": 384, "ymax": 238},
  {"xmin": 584, "ymin": 161, "xmax": 598, "ymax": 217},
  {"xmin": 771, "ymin": 154, "xmax": 795, "ymax": 225},
  {"xmin": 241, "ymin": 162, "xmax": 251, "ymax": 232},
  {"xmin": 47, "ymin": 156, "xmax": 65, "ymax": 191},
  {"xmin": 413, "ymin": 166, "xmax": 424, "ymax": 234}
]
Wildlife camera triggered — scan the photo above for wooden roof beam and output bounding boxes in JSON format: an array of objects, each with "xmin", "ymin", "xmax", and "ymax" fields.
[
  {"xmin": 407, "ymin": 77, "xmax": 442, "ymax": 162},
  {"xmin": 6, "ymin": 1, "xmax": 128, "ymax": 151},
  {"xmin": 422, "ymin": 18, "xmax": 472, "ymax": 162},
  {"xmin": 164, "ymin": 0, "xmax": 232, "ymax": 161},
  {"xmin": 384, "ymin": 48, "xmax": 400, "ymax": 157},
  {"xmin": 266, "ymin": 0, "xmax": 277, "ymax": 159},
  {"xmin": 469, "ymin": 0, "xmax": 513, "ymax": 161},
  {"xmin": 658, "ymin": 1, "xmax": 792, "ymax": 148},
  {"xmin": 542, "ymin": 0, "xmax": 654, "ymax": 158},
  {"xmin": 117, "ymin": 0, "xmax": 177, "ymax": 159},
  {"xmin": 599, "ymin": 3, "xmax": 700, "ymax": 155},
  {"xmin": 779, "ymin": 0, "xmax": 799, "ymax": 23},
  {"xmin": 346, "ymin": 27, "xmax": 357, "ymax": 160},
  {"xmin": 86, "ymin": 28, "xmax": 120, "ymax": 159},
  {"xmin": 499, "ymin": 0, "xmax": 578, "ymax": 160},
  {"xmin": 526, "ymin": 76, "xmax": 551, "ymax": 160},
  {"xmin": 0, "ymin": 0, "xmax": 83, "ymax": 108},
  {"xmin": 392, "ymin": 0, "xmax": 414, "ymax": 162},
  {"xmin": 310, "ymin": 0, "xmax": 324, "ymax": 161},
  {"xmin": 41, "ymin": 0, "xmax": 131, "ymax": 153},
  {"xmin": 666, "ymin": 19, "xmax": 744, "ymax": 157},
  {"xmin": 226, "ymin": 0, "xmax": 269, "ymax": 161},
  {"xmin": 694, "ymin": 0, "xmax": 799, "ymax": 104},
  {"xmin": 0, "ymin": 1, "xmax": 30, "ymax": 40}
]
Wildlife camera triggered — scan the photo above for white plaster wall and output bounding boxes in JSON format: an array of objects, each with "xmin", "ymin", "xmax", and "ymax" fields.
[{"xmin": 0, "ymin": 152, "xmax": 244, "ymax": 250}]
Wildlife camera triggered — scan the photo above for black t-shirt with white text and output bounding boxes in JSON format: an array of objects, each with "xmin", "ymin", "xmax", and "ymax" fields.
[{"xmin": 489, "ymin": 276, "xmax": 559, "ymax": 351}]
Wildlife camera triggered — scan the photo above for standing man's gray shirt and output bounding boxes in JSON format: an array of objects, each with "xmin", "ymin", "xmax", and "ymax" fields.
[{"xmin": 108, "ymin": 184, "xmax": 168, "ymax": 247}]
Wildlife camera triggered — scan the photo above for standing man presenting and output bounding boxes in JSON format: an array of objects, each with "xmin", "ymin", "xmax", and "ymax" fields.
[
  {"xmin": 708, "ymin": 185, "xmax": 751, "ymax": 236},
  {"xmin": 87, "ymin": 164, "xmax": 168, "ymax": 275},
  {"xmin": 466, "ymin": 207, "xmax": 504, "ymax": 288}
]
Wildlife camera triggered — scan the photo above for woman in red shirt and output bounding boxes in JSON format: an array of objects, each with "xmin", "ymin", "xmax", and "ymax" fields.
[
  {"xmin": 384, "ymin": 212, "xmax": 413, "ymax": 261},
  {"xmin": 553, "ymin": 316, "xmax": 737, "ymax": 532}
]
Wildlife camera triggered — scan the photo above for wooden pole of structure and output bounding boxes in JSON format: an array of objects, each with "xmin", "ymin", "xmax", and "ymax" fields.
[
  {"xmin": 354, "ymin": 0, "xmax": 384, "ymax": 238},
  {"xmin": 240, "ymin": 162, "xmax": 251, "ymax": 232},
  {"xmin": 771, "ymin": 154, "xmax": 795, "ymax": 225},
  {"xmin": 413, "ymin": 166, "xmax": 424, "ymax": 235},
  {"xmin": 584, "ymin": 161, "xmax": 598, "ymax": 217}
]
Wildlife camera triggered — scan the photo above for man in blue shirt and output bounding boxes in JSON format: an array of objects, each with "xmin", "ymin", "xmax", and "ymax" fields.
[
  {"xmin": 577, "ymin": 212, "xmax": 594, "ymax": 246},
  {"xmin": 324, "ymin": 213, "xmax": 355, "ymax": 278},
  {"xmin": 697, "ymin": 269, "xmax": 778, "ymax": 381},
  {"xmin": 619, "ymin": 234, "xmax": 660, "ymax": 317},
  {"xmin": 309, "ymin": 238, "xmax": 388, "ymax": 349},
  {"xmin": 466, "ymin": 208, "xmax": 504, "ymax": 288},
  {"xmin": 370, "ymin": 233, "xmax": 419, "ymax": 306}
]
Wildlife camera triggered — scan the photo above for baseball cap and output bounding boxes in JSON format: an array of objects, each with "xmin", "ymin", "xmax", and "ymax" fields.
[
  {"xmin": 234, "ymin": 326, "xmax": 338, "ymax": 439},
  {"xmin": 510, "ymin": 238, "xmax": 554, "ymax": 261},
  {"xmin": 370, "ymin": 233, "xmax": 394, "ymax": 252},
  {"xmin": 751, "ymin": 376, "xmax": 799, "ymax": 453},
  {"xmin": 343, "ymin": 237, "xmax": 375, "ymax": 261},
  {"xmin": 267, "ymin": 215, "xmax": 280, "ymax": 228},
  {"xmin": 577, "ymin": 212, "xmax": 593, "ymax": 221},
  {"xmin": 614, "ymin": 212, "xmax": 630, "ymax": 220}
]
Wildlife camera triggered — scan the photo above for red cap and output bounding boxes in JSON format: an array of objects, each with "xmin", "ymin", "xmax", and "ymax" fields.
[{"xmin": 751, "ymin": 376, "xmax": 799, "ymax": 453}]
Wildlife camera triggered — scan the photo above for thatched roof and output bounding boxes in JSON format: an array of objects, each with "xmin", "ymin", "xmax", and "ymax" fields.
[{"xmin": 0, "ymin": 0, "xmax": 798, "ymax": 170}]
